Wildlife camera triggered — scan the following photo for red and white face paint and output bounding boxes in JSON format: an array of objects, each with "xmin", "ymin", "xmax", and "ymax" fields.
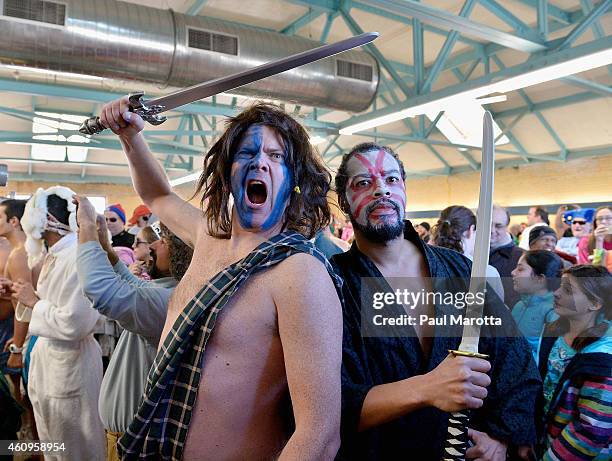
[{"xmin": 344, "ymin": 148, "xmax": 406, "ymax": 228}]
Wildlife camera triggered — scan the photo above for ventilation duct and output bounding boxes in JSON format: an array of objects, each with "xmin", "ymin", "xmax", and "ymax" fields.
[{"xmin": 0, "ymin": 0, "xmax": 379, "ymax": 112}]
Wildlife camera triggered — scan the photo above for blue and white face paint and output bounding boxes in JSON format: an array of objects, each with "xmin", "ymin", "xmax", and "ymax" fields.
[{"xmin": 230, "ymin": 124, "xmax": 293, "ymax": 232}]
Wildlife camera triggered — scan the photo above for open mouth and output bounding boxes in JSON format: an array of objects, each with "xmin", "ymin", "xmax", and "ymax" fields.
[{"xmin": 246, "ymin": 179, "xmax": 268, "ymax": 205}]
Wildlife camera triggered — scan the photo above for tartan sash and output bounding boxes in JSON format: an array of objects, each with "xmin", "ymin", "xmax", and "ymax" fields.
[{"xmin": 118, "ymin": 231, "xmax": 342, "ymax": 460}]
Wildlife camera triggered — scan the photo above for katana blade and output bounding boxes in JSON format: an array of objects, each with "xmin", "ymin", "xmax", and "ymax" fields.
[
  {"xmin": 79, "ymin": 32, "xmax": 379, "ymax": 135},
  {"xmin": 442, "ymin": 112, "xmax": 496, "ymax": 461},
  {"xmin": 458, "ymin": 111, "xmax": 495, "ymax": 354}
]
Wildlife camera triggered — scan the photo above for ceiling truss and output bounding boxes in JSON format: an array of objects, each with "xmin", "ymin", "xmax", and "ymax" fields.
[{"xmin": 0, "ymin": 0, "xmax": 610, "ymax": 184}]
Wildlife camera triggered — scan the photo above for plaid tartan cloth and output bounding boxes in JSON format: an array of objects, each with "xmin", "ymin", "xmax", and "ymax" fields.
[{"xmin": 118, "ymin": 231, "xmax": 343, "ymax": 460}]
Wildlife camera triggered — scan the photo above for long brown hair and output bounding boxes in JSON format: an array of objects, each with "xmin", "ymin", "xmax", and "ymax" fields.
[
  {"xmin": 193, "ymin": 102, "xmax": 331, "ymax": 239},
  {"xmin": 547, "ymin": 265, "xmax": 612, "ymax": 351},
  {"xmin": 588, "ymin": 205, "xmax": 611, "ymax": 253},
  {"xmin": 431, "ymin": 205, "xmax": 476, "ymax": 253}
]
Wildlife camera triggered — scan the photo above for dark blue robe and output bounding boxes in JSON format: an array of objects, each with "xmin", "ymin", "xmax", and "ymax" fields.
[{"xmin": 332, "ymin": 222, "xmax": 541, "ymax": 460}]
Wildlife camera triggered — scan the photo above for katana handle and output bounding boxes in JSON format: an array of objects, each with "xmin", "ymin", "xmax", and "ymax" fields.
[
  {"xmin": 442, "ymin": 409, "xmax": 471, "ymax": 461},
  {"xmin": 78, "ymin": 91, "xmax": 167, "ymax": 135}
]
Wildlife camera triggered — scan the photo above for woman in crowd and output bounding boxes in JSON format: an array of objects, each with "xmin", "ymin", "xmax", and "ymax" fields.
[
  {"xmin": 536, "ymin": 265, "xmax": 611, "ymax": 460},
  {"xmin": 129, "ymin": 226, "xmax": 159, "ymax": 280},
  {"xmin": 431, "ymin": 205, "xmax": 504, "ymax": 300},
  {"xmin": 578, "ymin": 206, "xmax": 612, "ymax": 270},
  {"xmin": 511, "ymin": 250, "xmax": 563, "ymax": 356}
]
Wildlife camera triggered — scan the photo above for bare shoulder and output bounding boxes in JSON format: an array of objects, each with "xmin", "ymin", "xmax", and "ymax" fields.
[
  {"xmin": 269, "ymin": 252, "xmax": 340, "ymax": 311},
  {"xmin": 273, "ymin": 252, "xmax": 333, "ymax": 284}
]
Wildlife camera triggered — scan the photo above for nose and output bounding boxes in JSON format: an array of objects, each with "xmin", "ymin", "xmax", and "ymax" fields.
[
  {"xmin": 373, "ymin": 177, "xmax": 390, "ymax": 198},
  {"xmin": 248, "ymin": 153, "xmax": 268, "ymax": 173}
]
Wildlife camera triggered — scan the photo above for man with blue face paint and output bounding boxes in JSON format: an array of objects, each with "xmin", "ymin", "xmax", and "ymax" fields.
[{"xmin": 99, "ymin": 97, "xmax": 343, "ymax": 461}]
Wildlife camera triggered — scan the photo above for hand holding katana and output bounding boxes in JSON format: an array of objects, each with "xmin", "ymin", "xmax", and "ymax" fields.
[{"xmin": 424, "ymin": 354, "xmax": 491, "ymax": 413}]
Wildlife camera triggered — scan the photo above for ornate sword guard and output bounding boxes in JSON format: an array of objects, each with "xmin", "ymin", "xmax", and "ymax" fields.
[
  {"xmin": 128, "ymin": 91, "xmax": 167, "ymax": 126},
  {"xmin": 78, "ymin": 91, "xmax": 167, "ymax": 135}
]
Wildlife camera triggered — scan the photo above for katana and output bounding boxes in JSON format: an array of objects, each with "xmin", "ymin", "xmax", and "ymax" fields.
[
  {"xmin": 79, "ymin": 32, "xmax": 378, "ymax": 135},
  {"xmin": 442, "ymin": 111, "xmax": 496, "ymax": 461}
]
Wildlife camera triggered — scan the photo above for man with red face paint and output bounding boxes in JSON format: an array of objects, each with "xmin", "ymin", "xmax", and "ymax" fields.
[
  {"xmin": 331, "ymin": 143, "xmax": 541, "ymax": 461},
  {"xmin": 98, "ymin": 98, "xmax": 343, "ymax": 461}
]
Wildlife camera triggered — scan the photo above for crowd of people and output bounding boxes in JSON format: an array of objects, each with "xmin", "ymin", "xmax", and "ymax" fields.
[{"xmin": 0, "ymin": 98, "xmax": 609, "ymax": 461}]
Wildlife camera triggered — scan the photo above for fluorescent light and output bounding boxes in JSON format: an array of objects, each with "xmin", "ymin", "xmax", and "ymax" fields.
[
  {"xmin": 424, "ymin": 100, "xmax": 509, "ymax": 148},
  {"xmin": 340, "ymin": 47, "xmax": 612, "ymax": 135},
  {"xmin": 1, "ymin": 64, "xmax": 105, "ymax": 81},
  {"xmin": 169, "ymin": 171, "xmax": 202, "ymax": 187},
  {"xmin": 475, "ymin": 95, "xmax": 507, "ymax": 104}
]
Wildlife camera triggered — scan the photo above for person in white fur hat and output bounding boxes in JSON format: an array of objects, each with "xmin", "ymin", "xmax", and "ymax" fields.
[{"xmin": 13, "ymin": 186, "xmax": 105, "ymax": 461}]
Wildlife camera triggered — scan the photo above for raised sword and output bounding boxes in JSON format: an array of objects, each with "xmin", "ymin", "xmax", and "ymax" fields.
[{"xmin": 79, "ymin": 32, "xmax": 378, "ymax": 135}]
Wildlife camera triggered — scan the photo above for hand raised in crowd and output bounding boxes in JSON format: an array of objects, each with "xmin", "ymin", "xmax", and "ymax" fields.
[
  {"xmin": 98, "ymin": 95, "xmax": 145, "ymax": 138},
  {"xmin": 11, "ymin": 278, "xmax": 39, "ymax": 308},
  {"xmin": 96, "ymin": 215, "xmax": 113, "ymax": 251},
  {"xmin": 73, "ymin": 194, "xmax": 98, "ymax": 228},
  {"xmin": 594, "ymin": 224, "xmax": 609, "ymax": 246},
  {"xmin": 466, "ymin": 428, "xmax": 507, "ymax": 461},
  {"xmin": 129, "ymin": 261, "xmax": 146, "ymax": 277},
  {"xmin": 423, "ymin": 354, "xmax": 491, "ymax": 412}
]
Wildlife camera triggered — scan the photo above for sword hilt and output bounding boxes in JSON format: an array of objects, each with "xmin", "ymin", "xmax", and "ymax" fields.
[
  {"xmin": 442, "ymin": 409, "xmax": 471, "ymax": 461},
  {"xmin": 441, "ymin": 349, "xmax": 489, "ymax": 461},
  {"xmin": 78, "ymin": 91, "xmax": 167, "ymax": 135}
]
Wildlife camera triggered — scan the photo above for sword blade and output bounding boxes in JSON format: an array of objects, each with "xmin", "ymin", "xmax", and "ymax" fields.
[
  {"xmin": 458, "ymin": 111, "xmax": 495, "ymax": 353},
  {"xmin": 149, "ymin": 32, "xmax": 379, "ymax": 111}
]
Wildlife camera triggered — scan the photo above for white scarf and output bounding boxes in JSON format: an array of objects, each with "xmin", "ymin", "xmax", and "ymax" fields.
[{"xmin": 21, "ymin": 186, "xmax": 78, "ymax": 269}]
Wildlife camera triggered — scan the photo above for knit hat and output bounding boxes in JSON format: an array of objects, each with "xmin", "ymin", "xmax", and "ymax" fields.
[
  {"xmin": 106, "ymin": 203, "xmax": 126, "ymax": 223},
  {"xmin": 128, "ymin": 204, "xmax": 151, "ymax": 226},
  {"xmin": 529, "ymin": 225, "xmax": 557, "ymax": 247}
]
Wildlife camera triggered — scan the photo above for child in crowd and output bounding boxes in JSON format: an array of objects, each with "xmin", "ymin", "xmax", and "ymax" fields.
[
  {"xmin": 511, "ymin": 250, "xmax": 563, "ymax": 356},
  {"xmin": 536, "ymin": 265, "xmax": 611, "ymax": 461},
  {"xmin": 129, "ymin": 225, "xmax": 159, "ymax": 280}
]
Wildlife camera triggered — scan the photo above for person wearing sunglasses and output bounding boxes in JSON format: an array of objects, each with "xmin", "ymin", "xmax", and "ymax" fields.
[
  {"xmin": 129, "ymin": 226, "xmax": 159, "ymax": 280},
  {"xmin": 127, "ymin": 204, "xmax": 152, "ymax": 236},
  {"xmin": 555, "ymin": 208, "xmax": 594, "ymax": 258},
  {"xmin": 104, "ymin": 203, "xmax": 135, "ymax": 249}
]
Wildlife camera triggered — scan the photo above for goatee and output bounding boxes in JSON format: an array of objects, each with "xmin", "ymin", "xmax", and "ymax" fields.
[{"xmin": 350, "ymin": 201, "xmax": 404, "ymax": 243}]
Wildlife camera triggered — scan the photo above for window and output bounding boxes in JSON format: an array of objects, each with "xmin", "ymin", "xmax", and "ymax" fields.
[
  {"xmin": 87, "ymin": 196, "xmax": 106, "ymax": 214},
  {"xmin": 31, "ymin": 112, "xmax": 90, "ymax": 162}
]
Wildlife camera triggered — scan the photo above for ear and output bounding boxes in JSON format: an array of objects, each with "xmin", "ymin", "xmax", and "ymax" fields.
[
  {"xmin": 9, "ymin": 216, "xmax": 19, "ymax": 228},
  {"xmin": 589, "ymin": 299, "xmax": 603, "ymax": 312},
  {"xmin": 463, "ymin": 225, "xmax": 475, "ymax": 239}
]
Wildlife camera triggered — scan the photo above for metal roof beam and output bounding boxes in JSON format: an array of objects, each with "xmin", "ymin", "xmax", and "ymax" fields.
[
  {"xmin": 281, "ymin": 8, "xmax": 325, "ymax": 35},
  {"xmin": 186, "ymin": 0, "xmax": 208, "ymax": 16},
  {"xmin": 356, "ymin": 0, "xmax": 547, "ymax": 52},
  {"xmin": 0, "ymin": 78, "xmax": 338, "ymax": 132},
  {"xmin": 557, "ymin": 0, "xmax": 611, "ymax": 50}
]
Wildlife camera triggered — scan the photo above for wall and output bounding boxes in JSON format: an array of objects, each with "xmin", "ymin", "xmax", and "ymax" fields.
[{"xmin": 405, "ymin": 156, "xmax": 612, "ymax": 225}]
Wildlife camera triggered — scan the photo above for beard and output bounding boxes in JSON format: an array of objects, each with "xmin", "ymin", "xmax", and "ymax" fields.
[{"xmin": 350, "ymin": 199, "xmax": 404, "ymax": 243}]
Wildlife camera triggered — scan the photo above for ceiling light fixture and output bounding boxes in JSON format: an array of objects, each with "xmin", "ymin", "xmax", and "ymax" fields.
[
  {"xmin": 339, "ymin": 44, "xmax": 612, "ymax": 135},
  {"xmin": 169, "ymin": 171, "xmax": 202, "ymax": 187}
]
